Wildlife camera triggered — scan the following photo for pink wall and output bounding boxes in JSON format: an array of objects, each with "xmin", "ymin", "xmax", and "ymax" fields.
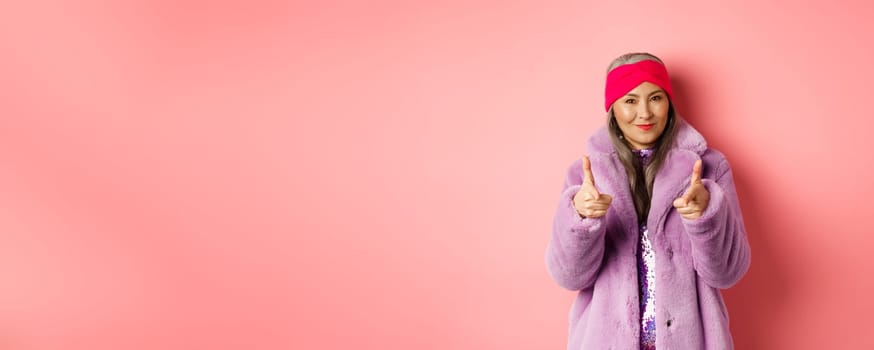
[{"xmin": 2, "ymin": 0, "xmax": 873, "ymax": 349}]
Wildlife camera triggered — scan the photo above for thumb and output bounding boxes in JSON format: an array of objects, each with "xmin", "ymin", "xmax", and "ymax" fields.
[
  {"xmin": 582, "ymin": 156, "xmax": 596, "ymax": 186},
  {"xmin": 581, "ymin": 156, "xmax": 600, "ymax": 200},
  {"xmin": 690, "ymin": 159, "xmax": 703, "ymax": 186},
  {"xmin": 681, "ymin": 160, "xmax": 704, "ymax": 204}
]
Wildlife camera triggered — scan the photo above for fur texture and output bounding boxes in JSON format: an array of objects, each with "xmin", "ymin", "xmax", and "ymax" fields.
[{"xmin": 545, "ymin": 120, "xmax": 751, "ymax": 349}]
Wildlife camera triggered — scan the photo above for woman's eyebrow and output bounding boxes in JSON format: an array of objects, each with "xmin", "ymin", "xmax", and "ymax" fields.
[{"xmin": 625, "ymin": 90, "xmax": 665, "ymax": 98}]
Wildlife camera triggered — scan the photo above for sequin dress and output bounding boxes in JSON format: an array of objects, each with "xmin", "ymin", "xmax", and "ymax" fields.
[{"xmin": 634, "ymin": 148, "xmax": 657, "ymax": 350}]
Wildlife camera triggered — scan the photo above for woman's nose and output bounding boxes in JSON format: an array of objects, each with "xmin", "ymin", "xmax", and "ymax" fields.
[{"xmin": 637, "ymin": 104, "xmax": 653, "ymax": 119}]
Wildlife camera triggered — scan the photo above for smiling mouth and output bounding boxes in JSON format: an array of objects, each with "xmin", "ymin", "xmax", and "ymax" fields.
[{"xmin": 636, "ymin": 124, "xmax": 654, "ymax": 131}]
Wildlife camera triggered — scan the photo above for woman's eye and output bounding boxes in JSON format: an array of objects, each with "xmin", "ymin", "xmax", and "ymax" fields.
[
  {"xmin": 651, "ymin": 95, "xmax": 662, "ymax": 101},
  {"xmin": 625, "ymin": 99, "xmax": 636, "ymax": 104}
]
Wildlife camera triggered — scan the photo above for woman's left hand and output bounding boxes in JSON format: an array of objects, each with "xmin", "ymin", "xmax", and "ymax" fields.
[{"xmin": 673, "ymin": 160, "xmax": 710, "ymax": 220}]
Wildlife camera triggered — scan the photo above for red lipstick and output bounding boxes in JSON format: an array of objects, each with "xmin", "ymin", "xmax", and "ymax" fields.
[{"xmin": 637, "ymin": 124, "xmax": 654, "ymax": 131}]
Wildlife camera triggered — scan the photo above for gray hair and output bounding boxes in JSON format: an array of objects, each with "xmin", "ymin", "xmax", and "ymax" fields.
[{"xmin": 606, "ymin": 52, "xmax": 665, "ymax": 73}]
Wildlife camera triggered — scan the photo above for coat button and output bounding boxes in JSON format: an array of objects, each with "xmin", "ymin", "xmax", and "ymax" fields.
[
  {"xmin": 666, "ymin": 248, "xmax": 674, "ymax": 259},
  {"xmin": 666, "ymin": 319, "xmax": 673, "ymax": 327}
]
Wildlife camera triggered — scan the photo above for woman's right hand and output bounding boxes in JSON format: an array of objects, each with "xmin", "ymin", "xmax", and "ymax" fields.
[{"xmin": 573, "ymin": 156, "xmax": 613, "ymax": 218}]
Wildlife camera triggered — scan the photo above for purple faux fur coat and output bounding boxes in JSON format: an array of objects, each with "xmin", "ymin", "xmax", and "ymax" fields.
[{"xmin": 546, "ymin": 120, "xmax": 751, "ymax": 349}]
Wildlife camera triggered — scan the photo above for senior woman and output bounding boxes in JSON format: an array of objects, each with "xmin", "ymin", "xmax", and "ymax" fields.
[{"xmin": 545, "ymin": 52, "xmax": 751, "ymax": 349}]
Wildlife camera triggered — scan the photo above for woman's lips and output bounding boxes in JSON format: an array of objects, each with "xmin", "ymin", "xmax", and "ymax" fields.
[{"xmin": 636, "ymin": 124, "xmax": 654, "ymax": 131}]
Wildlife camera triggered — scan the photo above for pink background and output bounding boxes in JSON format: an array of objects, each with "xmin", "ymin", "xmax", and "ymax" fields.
[{"xmin": 2, "ymin": 0, "xmax": 873, "ymax": 349}]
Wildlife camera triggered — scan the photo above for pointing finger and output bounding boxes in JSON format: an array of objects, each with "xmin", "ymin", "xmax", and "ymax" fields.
[
  {"xmin": 681, "ymin": 187, "xmax": 695, "ymax": 205},
  {"xmin": 584, "ymin": 201, "xmax": 611, "ymax": 211},
  {"xmin": 676, "ymin": 204, "xmax": 703, "ymax": 218}
]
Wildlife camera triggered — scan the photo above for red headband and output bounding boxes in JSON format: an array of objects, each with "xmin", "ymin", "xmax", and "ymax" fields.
[{"xmin": 604, "ymin": 59, "xmax": 674, "ymax": 112}]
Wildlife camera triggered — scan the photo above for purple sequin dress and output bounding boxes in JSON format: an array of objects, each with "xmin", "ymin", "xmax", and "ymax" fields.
[{"xmin": 634, "ymin": 148, "xmax": 657, "ymax": 350}]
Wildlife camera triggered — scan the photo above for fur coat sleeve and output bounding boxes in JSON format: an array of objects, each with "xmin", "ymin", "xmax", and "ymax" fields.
[{"xmin": 544, "ymin": 159, "xmax": 608, "ymax": 291}]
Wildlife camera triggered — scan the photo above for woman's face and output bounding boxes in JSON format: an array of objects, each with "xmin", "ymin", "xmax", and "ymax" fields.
[{"xmin": 611, "ymin": 81, "xmax": 670, "ymax": 150}]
